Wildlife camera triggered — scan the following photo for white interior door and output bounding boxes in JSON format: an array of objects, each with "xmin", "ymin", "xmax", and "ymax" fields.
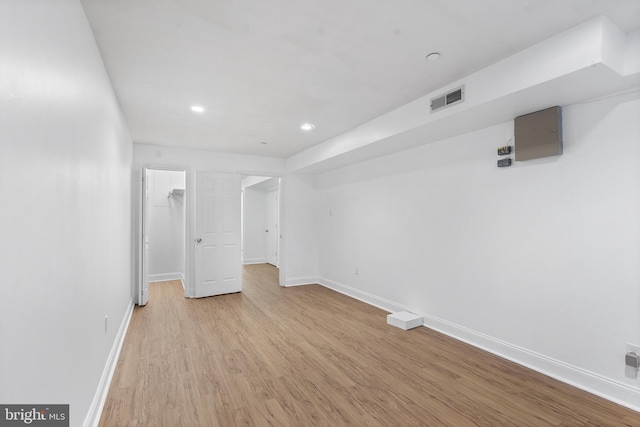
[
  {"xmin": 266, "ymin": 188, "xmax": 279, "ymax": 267},
  {"xmin": 139, "ymin": 168, "xmax": 150, "ymax": 306},
  {"xmin": 194, "ymin": 172, "xmax": 242, "ymax": 297}
]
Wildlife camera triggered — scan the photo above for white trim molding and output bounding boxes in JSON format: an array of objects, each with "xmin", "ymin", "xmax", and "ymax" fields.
[
  {"xmin": 284, "ymin": 276, "xmax": 319, "ymax": 287},
  {"xmin": 243, "ymin": 258, "xmax": 267, "ymax": 265},
  {"xmin": 83, "ymin": 299, "xmax": 134, "ymax": 427},
  {"xmin": 149, "ymin": 272, "xmax": 184, "ymax": 283},
  {"xmin": 318, "ymin": 276, "xmax": 408, "ymax": 313},
  {"xmin": 316, "ymin": 276, "xmax": 640, "ymax": 413}
]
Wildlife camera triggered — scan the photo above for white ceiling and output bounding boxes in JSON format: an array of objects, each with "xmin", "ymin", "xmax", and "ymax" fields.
[{"xmin": 81, "ymin": 0, "xmax": 640, "ymax": 159}]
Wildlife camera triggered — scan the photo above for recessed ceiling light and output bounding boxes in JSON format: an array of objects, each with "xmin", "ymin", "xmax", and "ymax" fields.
[
  {"xmin": 191, "ymin": 105, "xmax": 205, "ymax": 113},
  {"xmin": 426, "ymin": 52, "xmax": 441, "ymax": 62},
  {"xmin": 300, "ymin": 123, "xmax": 316, "ymax": 131}
]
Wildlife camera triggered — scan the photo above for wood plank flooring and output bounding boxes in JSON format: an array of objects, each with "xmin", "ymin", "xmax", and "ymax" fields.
[{"xmin": 100, "ymin": 264, "xmax": 640, "ymax": 426}]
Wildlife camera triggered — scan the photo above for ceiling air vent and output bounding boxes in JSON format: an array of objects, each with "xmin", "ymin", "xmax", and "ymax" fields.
[{"xmin": 430, "ymin": 85, "xmax": 464, "ymax": 113}]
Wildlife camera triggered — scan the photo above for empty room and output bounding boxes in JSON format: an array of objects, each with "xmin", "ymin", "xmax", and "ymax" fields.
[{"xmin": 1, "ymin": 0, "xmax": 640, "ymax": 426}]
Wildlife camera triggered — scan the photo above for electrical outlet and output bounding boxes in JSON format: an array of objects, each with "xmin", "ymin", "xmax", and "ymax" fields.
[
  {"xmin": 626, "ymin": 343, "xmax": 640, "ymax": 379},
  {"xmin": 497, "ymin": 158, "xmax": 512, "ymax": 167}
]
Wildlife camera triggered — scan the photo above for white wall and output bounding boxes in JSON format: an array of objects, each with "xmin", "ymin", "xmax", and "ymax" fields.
[
  {"xmin": 147, "ymin": 169, "xmax": 185, "ymax": 281},
  {"xmin": 243, "ymin": 187, "xmax": 267, "ymax": 264},
  {"xmin": 134, "ymin": 143, "xmax": 286, "ymax": 173},
  {"xmin": 0, "ymin": 1, "xmax": 133, "ymax": 426},
  {"xmin": 317, "ymin": 91, "xmax": 640, "ymax": 409},
  {"xmin": 283, "ymin": 173, "xmax": 319, "ymax": 286}
]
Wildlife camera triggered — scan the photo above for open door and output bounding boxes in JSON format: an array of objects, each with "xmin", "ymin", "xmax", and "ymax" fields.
[
  {"xmin": 194, "ymin": 171, "xmax": 242, "ymax": 297},
  {"xmin": 139, "ymin": 168, "xmax": 150, "ymax": 306}
]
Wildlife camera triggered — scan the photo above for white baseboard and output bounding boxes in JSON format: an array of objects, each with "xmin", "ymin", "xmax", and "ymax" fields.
[
  {"xmin": 316, "ymin": 276, "xmax": 640, "ymax": 413},
  {"xmin": 318, "ymin": 276, "xmax": 407, "ymax": 313},
  {"xmin": 284, "ymin": 276, "xmax": 318, "ymax": 287},
  {"xmin": 83, "ymin": 299, "xmax": 134, "ymax": 427},
  {"xmin": 149, "ymin": 272, "xmax": 184, "ymax": 282},
  {"xmin": 422, "ymin": 314, "xmax": 640, "ymax": 413},
  {"xmin": 243, "ymin": 258, "xmax": 267, "ymax": 265}
]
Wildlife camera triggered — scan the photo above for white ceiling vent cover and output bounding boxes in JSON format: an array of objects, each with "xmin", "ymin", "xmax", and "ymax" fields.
[{"xmin": 430, "ymin": 85, "xmax": 464, "ymax": 113}]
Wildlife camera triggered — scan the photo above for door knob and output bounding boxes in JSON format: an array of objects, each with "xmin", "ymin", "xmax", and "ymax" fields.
[{"xmin": 196, "ymin": 238, "xmax": 202, "ymax": 243}]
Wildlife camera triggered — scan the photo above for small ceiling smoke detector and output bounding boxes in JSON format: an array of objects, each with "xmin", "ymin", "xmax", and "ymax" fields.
[
  {"xmin": 300, "ymin": 123, "xmax": 316, "ymax": 131},
  {"xmin": 426, "ymin": 52, "xmax": 441, "ymax": 62},
  {"xmin": 191, "ymin": 105, "xmax": 205, "ymax": 113}
]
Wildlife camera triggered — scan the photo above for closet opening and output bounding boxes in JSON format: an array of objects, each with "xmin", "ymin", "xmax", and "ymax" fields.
[{"xmin": 142, "ymin": 168, "xmax": 187, "ymax": 303}]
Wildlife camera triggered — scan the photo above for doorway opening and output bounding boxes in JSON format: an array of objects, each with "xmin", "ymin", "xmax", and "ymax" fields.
[
  {"xmin": 241, "ymin": 176, "xmax": 281, "ymax": 281},
  {"xmin": 142, "ymin": 168, "xmax": 187, "ymax": 303}
]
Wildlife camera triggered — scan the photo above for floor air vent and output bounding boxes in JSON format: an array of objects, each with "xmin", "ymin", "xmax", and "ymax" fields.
[{"xmin": 430, "ymin": 85, "xmax": 464, "ymax": 113}]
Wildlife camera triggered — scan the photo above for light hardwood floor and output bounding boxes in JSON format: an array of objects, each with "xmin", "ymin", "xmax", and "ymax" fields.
[{"xmin": 100, "ymin": 264, "xmax": 640, "ymax": 426}]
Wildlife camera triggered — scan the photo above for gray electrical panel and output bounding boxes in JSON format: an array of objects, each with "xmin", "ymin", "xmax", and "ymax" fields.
[{"xmin": 514, "ymin": 106, "xmax": 563, "ymax": 161}]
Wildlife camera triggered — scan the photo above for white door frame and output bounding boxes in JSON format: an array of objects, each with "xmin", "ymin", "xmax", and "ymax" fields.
[
  {"xmin": 239, "ymin": 172, "xmax": 286, "ymax": 287},
  {"xmin": 135, "ymin": 164, "xmax": 191, "ymax": 304}
]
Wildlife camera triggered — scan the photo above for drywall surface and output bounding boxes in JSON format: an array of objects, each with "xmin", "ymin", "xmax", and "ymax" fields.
[
  {"xmin": 147, "ymin": 170, "xmax": 185, "ymax": 280},
  {"xmin": 317, "ymin": 91, "xmax": 640, "ymax": 407},
  {"xmin": 283, "ymin": 173, "xmax": 319, "ymax": 286},
  {"xmin": 134, "ymin": 143, "xmax": 285, "ymax": 174},
  {"xmin": 0, "ymin": 1, "xmax": 133, "ymax": 425}
]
